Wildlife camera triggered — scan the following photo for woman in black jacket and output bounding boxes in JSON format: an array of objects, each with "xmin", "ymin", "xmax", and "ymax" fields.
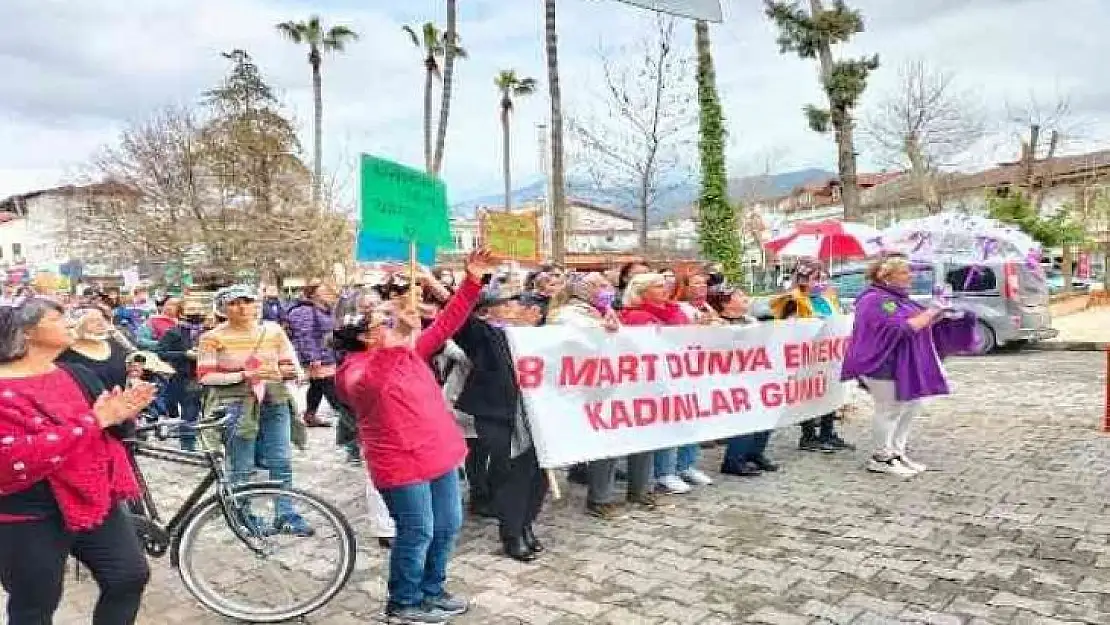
[{"xmin": 452, "ymin": 287, "xmax": 547, "ymax": 563}]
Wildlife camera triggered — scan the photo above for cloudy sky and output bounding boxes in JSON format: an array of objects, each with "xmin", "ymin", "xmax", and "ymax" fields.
[{"xmin": 1, "ymin": 0, "xmax": 1106, "ymax": 205}]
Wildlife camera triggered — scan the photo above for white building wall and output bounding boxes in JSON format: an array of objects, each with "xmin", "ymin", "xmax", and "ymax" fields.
[{"xmin": 0, "ymin": 193, "xmax": 69, "ymax": 270}]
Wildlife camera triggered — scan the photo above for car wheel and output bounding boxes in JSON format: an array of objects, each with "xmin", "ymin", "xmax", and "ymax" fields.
[{"xmin": 969, "ymin": 320, "xmax": 997, "ymax": 355}]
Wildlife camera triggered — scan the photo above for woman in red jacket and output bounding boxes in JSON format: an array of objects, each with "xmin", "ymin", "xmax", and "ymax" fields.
[
  {"xmin": 0, "ymin": 298, "xmax": 157, "ymax": 625},
  {"xmin": 335, "ymin": 250, "xmax": 493, "ymax": 625},
  {"xmin": 617, "ymin": 274, "xmax": 692, "ymax": 499}
]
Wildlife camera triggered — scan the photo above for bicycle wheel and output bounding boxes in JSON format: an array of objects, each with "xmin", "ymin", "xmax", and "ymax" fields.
[{"xmin": 175, "ymin": 484, "xmax": 356, "ymax": 623}]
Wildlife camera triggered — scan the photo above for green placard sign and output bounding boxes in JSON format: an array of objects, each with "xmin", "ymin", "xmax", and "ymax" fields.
[{"xmin": 359, "ymin": 154, "xmax": 452, "ymax": 246}]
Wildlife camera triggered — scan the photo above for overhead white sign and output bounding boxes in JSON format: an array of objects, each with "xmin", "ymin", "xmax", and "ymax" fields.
[
  {"xmin": 505, "ymin": 317, "xmax": 852, "ymax": 467},
  {"xmin": 609, "ymin": 0, "xmax": 724, "ymax": 22}
]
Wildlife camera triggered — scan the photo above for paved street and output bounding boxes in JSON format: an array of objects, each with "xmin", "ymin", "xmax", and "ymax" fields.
[
  {"xmin": 28, "ymin": 351, "xmax": 1110, "ymax": 624},
  {"xmin": 1050, "ymin": 306, "xmax": 1110, "ymax": 344}
]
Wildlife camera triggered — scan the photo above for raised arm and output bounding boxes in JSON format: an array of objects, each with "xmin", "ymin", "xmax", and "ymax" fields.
[
  {"xmin": 414, "ymin": 249, "xmax": 495, "ymax": 360},
  {"xmin": 415, "ymin": 277, "xmax": 481, "ymax": 360}
]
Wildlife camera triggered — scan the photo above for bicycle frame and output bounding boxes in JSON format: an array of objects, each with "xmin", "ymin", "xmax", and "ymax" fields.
[{"xmin": 127, "ymin": 435, "xmax": 282, "ymax": 561}]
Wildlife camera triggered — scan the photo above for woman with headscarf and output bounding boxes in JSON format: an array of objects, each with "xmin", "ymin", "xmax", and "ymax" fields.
[
  {"xmin": 769, "ymin": 259, "xmax": 854, "ymax": 454},
  {"xmin": 334, "ymin": 250, "xmax": 493, "ymax": 623},
  {"xmin": 841, "ymin": 254, "xmax": 977, "ymax": 477},
  {"xmin": 546, "ymin": 273, "xmax": 627, "ymax": 520},
  {"xmin": 0, "ymin": 298, "xmax": 156, "ymax": 625},
  {"xmin": 618, "ymin": 273, "xmax": 696, "ymax": 497}
]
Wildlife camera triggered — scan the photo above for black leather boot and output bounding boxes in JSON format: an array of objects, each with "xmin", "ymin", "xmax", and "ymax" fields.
[
  {"xmin": 522, "ymin": 526, "xmax": 544, "ymax": 554},
  {"xmin": 502, "ymin": 536, "xmax": 538, "ymax": 562}
]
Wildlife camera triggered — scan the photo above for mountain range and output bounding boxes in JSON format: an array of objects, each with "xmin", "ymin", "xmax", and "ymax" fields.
[{"xmin": 451, "ymin": 167, "xmax": 833, "ymax": 224}]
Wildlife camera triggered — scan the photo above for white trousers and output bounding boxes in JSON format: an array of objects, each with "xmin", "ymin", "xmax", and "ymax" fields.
[
  {"xmin": 365, "ymin": 480, "xmax": 396, "ymax": 538},
  {"xmin": 864, "ymin": 377, "xmax": 924, "ymax": 458}
]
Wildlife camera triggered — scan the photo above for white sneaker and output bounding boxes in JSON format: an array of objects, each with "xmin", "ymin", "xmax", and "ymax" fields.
[
  {"xmin": 897, "ymin": 455, "xmax": 927, "ymax": 473},
  {"xmin": 679, "ymin": 468, "xmax": 714, "ymax": 486},
  {"xmin": 866, "ymin": 456, "xmax": 917, "ymax": 477},
  {"xmin": 656, "ymin": 474, "xmax": 692, "ymax": 494}
]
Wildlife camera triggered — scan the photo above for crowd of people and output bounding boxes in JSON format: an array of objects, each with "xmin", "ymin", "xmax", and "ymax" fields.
[{"xmin": 0, "ymin": 250, "xmax": 976, "ymax": 624}]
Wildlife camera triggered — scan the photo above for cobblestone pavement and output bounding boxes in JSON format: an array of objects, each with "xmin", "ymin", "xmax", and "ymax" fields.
[
  {"xmin": 24, "ymin": 351, "xmax": 1110, "ymax": 624},
  {"xmin": 1050, "ymin": 307, "xmax": 1110, "ymax": 343}
]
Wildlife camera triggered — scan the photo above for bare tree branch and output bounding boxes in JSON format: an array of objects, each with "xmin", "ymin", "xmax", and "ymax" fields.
[
  {"xmin": 568, "ymin": 15, "xmax": 697, "ymax": 248},
  {"xmin": 862, "ymin": 60, "xmax": 985, "ymax": 212}
]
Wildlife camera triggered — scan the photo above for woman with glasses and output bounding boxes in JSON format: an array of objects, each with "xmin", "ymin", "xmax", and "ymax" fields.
[
  {"xmin": 0, "ymin": 299, "xmax": 156, "ymax": 625},
  {"xmin": 335, "ymin": 250, "xmax": 493, "ymax": 624}
]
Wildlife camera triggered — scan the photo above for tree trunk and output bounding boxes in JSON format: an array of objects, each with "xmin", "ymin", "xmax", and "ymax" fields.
[
  {"xmin": 638, "ymin": 184, "xmax": 649, "ymax": 251},
  {"xmin": 502, "ymin": 101, "xmax": 513, "ymax": 212},
  {"xmin": 424, "ymin": 61, "xmax": 435, "ymax": 173},
  {"xmin": 1104, "ymin": 240, "xmax": 1110, "ymax": 293},
  {"xmin": 1033, "ymin": 129, "xmax": 1059, "ymax": 211},
  {"xmin": 1062, "ymin": 242, "xmax": 1074, "ymax": 295},
  {"xmin": 311, "ymin": 56, "xmax": 323, "ymax": 211},
  {"xmin": 432, "ymin": 0, "xmax": 458, "ymax": 176},
  {"xmin": 906, "ymin": 135, "xmax": 941, "ymax": 213},
  {"xmin": 1022, "ymin": 124, "xmax": 1040, "ymax": 194},
  {"xmin": 544, "ymin": 0, "xmax": 567, "ymax": 265},
  {"xmin": 810, "ymin": 0, "xmax": 860, "ymax": 221}
]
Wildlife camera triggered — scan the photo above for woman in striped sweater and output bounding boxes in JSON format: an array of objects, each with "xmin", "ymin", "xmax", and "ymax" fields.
[{"xmin": 196, "ymin": 285, "xmax": 310, "ymax": 536}]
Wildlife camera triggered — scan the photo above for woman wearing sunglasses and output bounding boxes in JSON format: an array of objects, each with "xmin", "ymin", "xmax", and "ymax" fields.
[{"xmin": 335, "ymin": 250, "xmax": 494, "ymax": 624}]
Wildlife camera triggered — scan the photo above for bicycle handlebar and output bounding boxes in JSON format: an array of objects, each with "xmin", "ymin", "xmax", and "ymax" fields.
[{"xmin": 134, "ymin": 410, "xmax": 230, "ymax": 441}]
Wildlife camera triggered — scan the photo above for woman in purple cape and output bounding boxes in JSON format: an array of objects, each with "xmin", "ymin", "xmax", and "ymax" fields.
[{"xmin": 841, "ymin": 254, "xmax": 978, "ymax": 478}]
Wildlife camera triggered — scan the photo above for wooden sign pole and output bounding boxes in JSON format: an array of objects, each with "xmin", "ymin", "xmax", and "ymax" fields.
[{"xmin": 408, "ymin": 239, "xmax": 419, "ymax": 310}]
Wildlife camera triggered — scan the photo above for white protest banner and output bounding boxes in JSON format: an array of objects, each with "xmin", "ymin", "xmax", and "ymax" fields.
[{"xmin": 505, "ymin": 317, "xmax": 852, "ymax": 468}]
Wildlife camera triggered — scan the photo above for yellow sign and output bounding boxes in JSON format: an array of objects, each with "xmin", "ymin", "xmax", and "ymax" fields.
[
  {"xmin": 32, "ymin": 271, "xmax": 68, "ymax": 293},
  {"xmin": 480, "ymin": 211, "xmax": 540, "ymax": 262}
]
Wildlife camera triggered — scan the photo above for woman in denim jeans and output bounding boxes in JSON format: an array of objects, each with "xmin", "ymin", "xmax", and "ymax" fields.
[
  {"xmin": 708, "ymin": 285, "xmax": 780, "ymax": 477},
  {"xmin": 618, "ymin": 273, "xmax": 698, "ymax": 496},
  {"xmin": 663, "ymin": 269, "xmax": 722, "ymax": 490},
  {"xmin": 196, "ymin": 285, "xmax": 311, "ymax": 537},
  {"xmin": 335, "ymin": 251, "xmax": 493, "ymax": 625}
]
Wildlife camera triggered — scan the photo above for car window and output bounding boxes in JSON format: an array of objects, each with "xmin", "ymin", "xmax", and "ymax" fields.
[
  {"xmin": 909, "ymin": 268, "xmax": 935, "ymax": 295},
  {"xmin": 830, "ymin": 268, "xmax": 934, "ymax": 298},
  {"xmin": 946, "ymin": 266, "xmax": 997, "ymax": 293},
  {"xmin": 829, "ymin": 272, "xmax": 866, "ymax": 299}
]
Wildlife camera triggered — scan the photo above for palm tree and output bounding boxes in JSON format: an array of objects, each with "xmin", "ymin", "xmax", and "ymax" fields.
[
  {"xmin": 543, "ymin": 0, "xmax": 567, "ymax": 264},
  {"xmin": 495, "ymin": 71, "xmax": 537, "ymax": 212},
  {"xmin": 276, "ymin": 16, "xmax": 358, "ymax": 209},
  {"xmin": 432, "ymin": 0, "xmax": 460, "ymax": 176},
  {"xmin": 404, "ymin": 22, "xmax": 466, "ymax": 173}
]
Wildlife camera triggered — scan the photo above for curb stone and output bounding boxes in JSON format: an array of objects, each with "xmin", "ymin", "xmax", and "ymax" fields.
[{"xmin": 1026, "ymin": 341, "xmax": 1110, "ymax": 352}]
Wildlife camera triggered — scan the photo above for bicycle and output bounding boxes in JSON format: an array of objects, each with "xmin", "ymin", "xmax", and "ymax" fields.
[{"xmin": 124, "ymin": 410, "xmax": 357, "ymax": 623}]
